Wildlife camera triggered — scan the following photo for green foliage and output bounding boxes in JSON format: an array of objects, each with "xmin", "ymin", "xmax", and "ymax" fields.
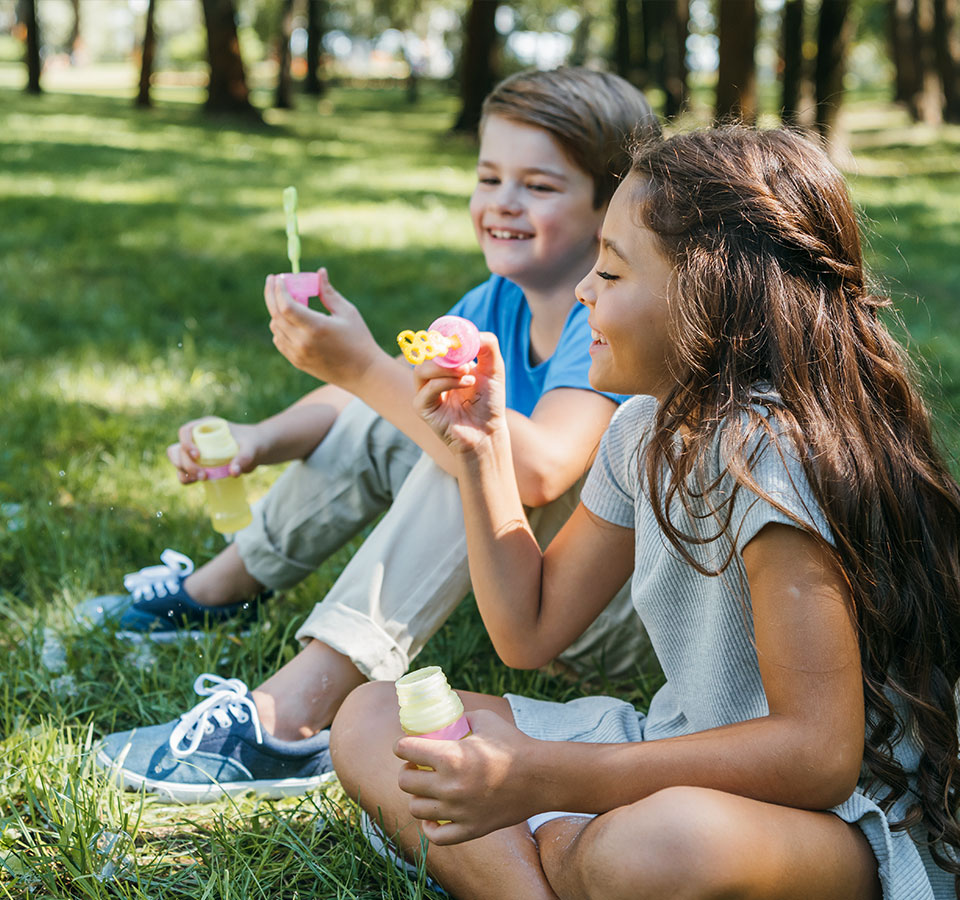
[{"xmin": 0, "ymin": 81, "xmax": 958, "ymax": 897}]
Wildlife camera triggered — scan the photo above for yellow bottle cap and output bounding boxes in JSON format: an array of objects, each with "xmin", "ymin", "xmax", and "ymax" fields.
[{"xmin": 192, "ymin": 418, "xmax": 239, "ymax": 461}]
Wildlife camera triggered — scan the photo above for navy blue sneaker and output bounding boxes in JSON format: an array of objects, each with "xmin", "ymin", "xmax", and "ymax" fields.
[
  {"xmin": 73, "ymin": 549, "xmax": 269, "ymax": 642},
  {"xmin": 96, "ymin": 674, "xmax": 335, "ymax": 803}
]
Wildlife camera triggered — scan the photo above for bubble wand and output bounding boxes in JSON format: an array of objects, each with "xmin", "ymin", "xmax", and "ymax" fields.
[
  {"xmin": 397, "ymin": 315, "xmax": 480, "ymax": 368},
  {"xmin": 283, "ymin": 186, "xmax": 301, "ymax": 274},
  {"xmin": 279, "ymin": 186, "xmax": 319, "ymax": 305}
]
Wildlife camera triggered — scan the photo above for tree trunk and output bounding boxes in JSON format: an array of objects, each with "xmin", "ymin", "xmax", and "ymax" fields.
[
  {"xmin": 136, "ymin": 0, "xmax": 158, "ymax": 108},
  {"xmin": 641, "ymin": 0, "xmax": 667, "ymax": 93},
  {"xmin": 21, "ymin": 0, "xmax": 41, "ymax": 94},
  {"xmin": 569, "ymin": 9, "xmax": 593, "ymax": 66},
  {"xmin": 891, "ymin": 0, "xmax": 918, "ymax": 105},
  {"xmin": 781, "ymin": 0, "xmax": 804, "ymax": 124},
  {"xmin": 933, "ymin": 0, "xmax": 960, "ymax": 120},
  {"xmin": 911, "ymin": 0, "xmax": 943, "ymax": 122},
  {"xmin": 814, "ymin": 0, "xmax": 853, "ymax": 139},
  {"xmin": 304, "ymin": 0, "xmax": 325, "ymax": 96},
  {"xmin": 66, "ymin": 0, "xmax": 80, "ymax": 60},
  {"xmin": 716, "ymin": 0, "xmax": 757, "ymax": 124},
  {"xmin": 614, "ymin": 0, "xmax": 631, "ymax": 79},
  {"xmin": 274, "ymin": 0, "xmax": 294, "ymax": 109},
  {"xmin": 452, "ymin": 0, "xmax": 498, "ymax": 135},
  {"xmin": 199, "ymin": 0, "xmax": 256, "ymax": 115},
  {"xmin": 662, "ymin": 0, "xmax": 689, "ymax": 118}
]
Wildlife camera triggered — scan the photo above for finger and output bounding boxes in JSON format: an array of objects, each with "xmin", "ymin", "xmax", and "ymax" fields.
[
  {"xmin": 315, "ymin": 267, "xmax": 348, "ymax": 315},
  {"xmin": 475, "ymin": 332, "xmax": 504, "ymax": 375},
  {"xmin": 394, "ymin": 735, "xmax": 449, "ymax": 770},
  {"xmin": 418, "ymin": 818, "xmax": 463, "ymax": 846}
]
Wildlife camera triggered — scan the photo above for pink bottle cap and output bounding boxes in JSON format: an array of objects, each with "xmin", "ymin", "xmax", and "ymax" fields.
[
  {"xmin": 281, "ymin": 272, "xmax": 320, "ymax": 306},
  {"xmin": 428, "ymin": 315, "xmax": 480, "ymax": 368}
]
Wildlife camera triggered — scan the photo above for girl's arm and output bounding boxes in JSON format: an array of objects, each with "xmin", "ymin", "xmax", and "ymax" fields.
[
  {"xmin": 266, "ymin": 271, "xmax": 617, "ymax": 507},
  {"xmin": 397, "ymin": 523, "xmax": 865, "ymax": 845},
  {"xmin": 406, "ymin": 337, "xmax": 865, "ymax": 842}
]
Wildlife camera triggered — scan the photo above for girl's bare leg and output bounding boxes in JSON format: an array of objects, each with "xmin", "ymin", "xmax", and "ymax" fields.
[
  {"xmin": 331, "ymin": 682, "xmax": 560, "ymax": 900},
  {"xmin": 537, "ymin": 785, "xmax": 882, "ymax": 900}
]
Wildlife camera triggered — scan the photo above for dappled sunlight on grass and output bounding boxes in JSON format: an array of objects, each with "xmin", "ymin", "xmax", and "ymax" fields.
[{"xmin": 2, "ymin": 79, "xmax": 958, "ymax": 897}]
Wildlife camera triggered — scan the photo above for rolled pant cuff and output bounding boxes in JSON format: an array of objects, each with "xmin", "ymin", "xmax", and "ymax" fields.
[{"xmin": 296, "ymin": 603, "xmax": 410, "ymax": 683}]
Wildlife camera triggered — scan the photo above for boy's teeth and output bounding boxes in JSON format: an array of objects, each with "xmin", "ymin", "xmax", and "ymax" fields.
[{"xmin": 489, "ymin": 229, "xmax": 529, "ymax": 239}]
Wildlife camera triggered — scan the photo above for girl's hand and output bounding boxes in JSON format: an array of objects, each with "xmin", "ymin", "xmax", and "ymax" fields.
[
  {"xmin": 394, "ymin": 708, "xmax": 540, "ymax": 845},
  {"xmin": 412, "ymin": 332, "xmax": 507, "ymax": 456},
  {"xmin": 265, "ymin": 268, "xmax": 381, "ymax": 390},
  {"xmin": 166, "ymin": 420, "xmax": 264, "ymax": 484}
]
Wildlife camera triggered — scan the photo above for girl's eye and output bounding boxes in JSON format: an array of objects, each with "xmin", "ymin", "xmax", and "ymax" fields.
[
  {"xmin": 596, "ymin": 270, "xmax": 619, "ymax": 281},
  {"xmin": 478, "ymin": 177, "xmax": 499, "ymax": 186}
]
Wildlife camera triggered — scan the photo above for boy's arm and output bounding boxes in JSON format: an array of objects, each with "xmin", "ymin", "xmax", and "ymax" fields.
[
  {"xmin": 168, "ymin": 383, "xmax": 353, "ymax": 484},
  {"xmin": 267, "ymin": 272, "xmax": 616, "ymax": 506}
]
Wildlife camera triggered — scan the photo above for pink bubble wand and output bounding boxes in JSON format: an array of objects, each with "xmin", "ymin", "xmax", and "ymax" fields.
[{"xmin": 397, "ymin": 316, "xmax": 481, "ymax": 368}]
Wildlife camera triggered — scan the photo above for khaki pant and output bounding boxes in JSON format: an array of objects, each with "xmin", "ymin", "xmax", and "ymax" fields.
[{"xmin": 236, "ymin": 400, "xmax": 650, "ymax": 681}]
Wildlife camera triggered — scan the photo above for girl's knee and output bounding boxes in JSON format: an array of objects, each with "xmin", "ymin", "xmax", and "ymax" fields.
[
  {"xmin": 574, "ymin": 787, "xmax": 745, "ymax": 900},
  {"xmin": 330, "ymin": 680, "xmax": 398, "ymax": 795}
]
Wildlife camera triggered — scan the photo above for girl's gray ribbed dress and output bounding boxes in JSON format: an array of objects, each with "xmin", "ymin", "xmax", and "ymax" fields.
[{"xmin": 507, "ymin": 395, "xmax": 953, "ymax": 900}]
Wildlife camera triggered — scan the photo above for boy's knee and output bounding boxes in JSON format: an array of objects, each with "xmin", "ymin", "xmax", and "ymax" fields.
[
  {"xmin": 573, "ymin": 787, "xmax": 744, "ymax": 900},
  {"xmin": 330, "ymin": 681, "xmax": 398, "ymax": 796}
]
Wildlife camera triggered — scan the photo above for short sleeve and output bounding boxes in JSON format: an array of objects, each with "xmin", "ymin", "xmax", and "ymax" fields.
[
  {"xmin": 581, "ymin": 396, "xmax": 658, "ymax": 528},
  {"xmin": 717, "ymin": 417, "xmax": 834, "ymax": 552}
]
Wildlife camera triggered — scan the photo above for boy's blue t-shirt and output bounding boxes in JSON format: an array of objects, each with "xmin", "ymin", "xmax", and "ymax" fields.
[{"xmin": 446, "ymin": 275, "xmax": 624, "ymax": 418}]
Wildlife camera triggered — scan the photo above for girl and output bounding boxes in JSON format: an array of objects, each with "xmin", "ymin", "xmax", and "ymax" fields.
[{"xmin": 331, "ymin": 127, "xmax": 960, "ymax": 899}]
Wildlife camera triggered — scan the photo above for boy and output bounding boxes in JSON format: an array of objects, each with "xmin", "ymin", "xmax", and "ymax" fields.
[{"xmin": 92, "ymin": 68, "xmax": 660, "ymax": 802}]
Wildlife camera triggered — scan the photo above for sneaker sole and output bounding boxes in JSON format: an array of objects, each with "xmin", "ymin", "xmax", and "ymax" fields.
[
  {"xmin": 114, "ymin": 624, "xmax": 263, "ymax": 644},
  {"xmin": 96, "ymin": 749, "xmax": 336, "ymax": 804}
]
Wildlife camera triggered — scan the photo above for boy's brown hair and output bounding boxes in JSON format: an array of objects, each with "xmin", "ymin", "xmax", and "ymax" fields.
[{"xmin": 480, "ymin": 67, "xmax": 660, "ymax": 209}]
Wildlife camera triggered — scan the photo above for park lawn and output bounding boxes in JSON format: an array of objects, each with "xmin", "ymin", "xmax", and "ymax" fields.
[{"xmin": 1, "ymin": 80, "xmax": 959, "ymax": 897}]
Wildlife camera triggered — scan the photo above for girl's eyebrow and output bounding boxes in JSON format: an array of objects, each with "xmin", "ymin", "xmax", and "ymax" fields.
[{"xmin": 602, "ymin": 237, "xmax": 628, "ymax": 261}]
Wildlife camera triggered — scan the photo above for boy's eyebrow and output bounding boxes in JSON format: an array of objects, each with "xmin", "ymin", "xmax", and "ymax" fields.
[
  {"xmin": 476, "ymin": 160, "xmax": 568, "ymax": 180},
  {"xmin": 602, "ymin": 237, "xmax": 628, "ymax": 262}
]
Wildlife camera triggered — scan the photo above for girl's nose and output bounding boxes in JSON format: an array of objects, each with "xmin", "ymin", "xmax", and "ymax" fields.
[{"xmin": 576, "ymin": 273, "xmax": 595, "ymax": 307}]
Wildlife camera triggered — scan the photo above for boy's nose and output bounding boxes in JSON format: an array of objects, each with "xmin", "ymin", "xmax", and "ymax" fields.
[{"xmin": 492, "ymin": 183, "xmax": 523, "ymax": 214}]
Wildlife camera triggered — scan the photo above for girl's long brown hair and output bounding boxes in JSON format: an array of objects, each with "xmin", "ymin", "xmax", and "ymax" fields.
[{"xmin": 633, "ymin": 127, "xmax": 960, "ymax": 880}]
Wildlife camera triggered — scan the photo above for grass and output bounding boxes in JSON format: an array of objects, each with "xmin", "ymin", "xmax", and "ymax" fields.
[{"xmin": 1, "ymin": 68, "xmax": 960, "ymax": 897}]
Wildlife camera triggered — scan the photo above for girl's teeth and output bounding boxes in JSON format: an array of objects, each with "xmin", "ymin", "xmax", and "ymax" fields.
[{"xmin": 591, "ymin": 330, "xmax": 606, "ymax": 344}]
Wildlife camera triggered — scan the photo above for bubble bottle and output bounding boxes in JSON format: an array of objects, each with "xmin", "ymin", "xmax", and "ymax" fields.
[
  {"xmin": 192, "ymin": 417, "xmax": 253, "ymax": 534},
  {"xmin": 396, "ymin": 666, "xmax": 470, "ymax": 824}
]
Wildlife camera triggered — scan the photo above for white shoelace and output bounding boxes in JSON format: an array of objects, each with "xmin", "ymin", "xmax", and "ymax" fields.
[
  {"xmin": 168, "ymin": 674, "xmax": 264, "ymax": 759},
  {"xmin": 122, "ymin": 549, "xmax": 195, "ymax": 602}
]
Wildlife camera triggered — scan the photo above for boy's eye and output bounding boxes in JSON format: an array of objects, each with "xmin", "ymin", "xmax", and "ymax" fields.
[
  {"xmin": 528, "ymin": 183, "xmax": 556, "ymax": 193},
  {"xmin": 596, "ymin": 270, "xmax": 619, "ymax": 281}
]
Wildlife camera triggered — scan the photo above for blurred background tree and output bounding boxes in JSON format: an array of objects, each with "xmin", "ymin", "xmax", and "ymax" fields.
[{"xmin": 4, "ymin": 0, "xmax": 960, "ymax": 137}]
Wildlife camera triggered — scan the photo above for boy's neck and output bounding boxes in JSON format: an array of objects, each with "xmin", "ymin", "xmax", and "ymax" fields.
[{"xmin": 517, "ymin": 277, "xmax": 582, "ymax": 366}]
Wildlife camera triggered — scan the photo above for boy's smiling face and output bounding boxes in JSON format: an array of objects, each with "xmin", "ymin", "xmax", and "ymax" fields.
[{"xmin": 470, "ymin": 115, "xmax": 605, "ymax": 297}]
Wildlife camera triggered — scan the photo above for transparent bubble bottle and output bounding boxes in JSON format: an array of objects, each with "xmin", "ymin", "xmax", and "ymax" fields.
[
  {"xmin": 396, "ymin": 666, "xmax": 471, "ymax": 743},
  {"xmin": 192, "ymin": 417, "xmax": 253, "ymax": 534}
]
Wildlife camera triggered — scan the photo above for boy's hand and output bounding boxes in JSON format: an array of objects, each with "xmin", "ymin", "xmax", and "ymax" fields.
[
  {"xmin": 412, "ymin": 332, "xmax": 507, "ymax": 456},
  {"xmin": 265, "ymin": 268, "xmax": 380, "ymax": 389},
  {"xmin": 394, "ymin": 709, "xmax": 541, "ymax": 845},
  {"xmin": 167, "ymin": 420, "xmax": 263, "ymax": 484}
]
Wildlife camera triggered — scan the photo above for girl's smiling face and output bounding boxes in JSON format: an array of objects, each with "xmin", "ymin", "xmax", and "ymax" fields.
[
  {"xmin": 470, "ymin": 115, "xmax": 605, "ymax": 296},
  {"xmin": 576, "ymin": 174, "xmax": 677, "ymax": 398}
]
